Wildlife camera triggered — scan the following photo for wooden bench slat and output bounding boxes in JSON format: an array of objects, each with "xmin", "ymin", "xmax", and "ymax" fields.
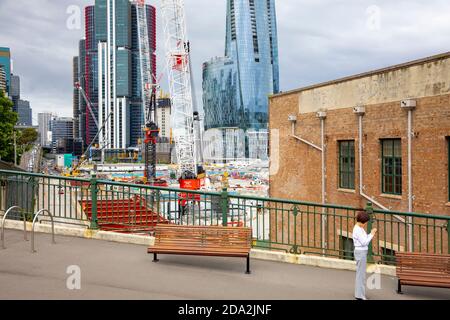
[
  {"xmin": 148, "ymin": 225, "xmax": 253, "ymax": 273},
  {"xmin": 396, "ymin": 252, "xmax": 450, "ymax": 293}
]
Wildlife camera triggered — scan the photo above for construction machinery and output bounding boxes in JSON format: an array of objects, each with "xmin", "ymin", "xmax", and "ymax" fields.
[
  {"xmin": 135, "ymin": 0, "xmax": 167, "ymax": 186},
  {"xmin": 160, "ymin": 0, "xmax": 205, "ymax": 212}
]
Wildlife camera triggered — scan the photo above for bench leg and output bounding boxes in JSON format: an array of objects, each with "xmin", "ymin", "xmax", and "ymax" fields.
[
  {"xmin": 246, "ymin": 255, "xmax": 251, "ymax": 274},
  {"xmin": 396, "ymin": 280, "xmax": 403, "ymax": 294},
  {"xmin": 153, "ymin": 253, "xmax": 159, "ymax": 262}
]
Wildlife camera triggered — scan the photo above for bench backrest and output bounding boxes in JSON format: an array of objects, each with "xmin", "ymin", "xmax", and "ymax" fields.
[
  {"xmin": 396, "ymin": 253, "xmax": 450, "ymax": 274},
  {"xmin": 154, "ymin": 225, "xmax": 252, "ymax": 250}
]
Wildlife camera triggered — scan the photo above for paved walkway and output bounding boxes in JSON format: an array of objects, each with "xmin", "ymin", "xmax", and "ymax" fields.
[{"xmin": 0, "ymin": 230, "xmax": 448, "ymax": 300}]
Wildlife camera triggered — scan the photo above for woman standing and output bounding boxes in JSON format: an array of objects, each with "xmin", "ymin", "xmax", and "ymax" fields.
[{"xmin": 353, "ymin": 211, "xmax": 377, "ymax": 300}]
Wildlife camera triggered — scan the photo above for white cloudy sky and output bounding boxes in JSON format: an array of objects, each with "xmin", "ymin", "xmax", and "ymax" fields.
[{"xmin": 1, "ymin": 0, "xmax": 450, "ymax": 124}]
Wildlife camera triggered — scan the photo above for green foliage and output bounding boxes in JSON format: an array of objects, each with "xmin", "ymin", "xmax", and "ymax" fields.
[
  {"xmin": 17, "ymin": 128, "xmax": 38, "ymax": 145},
  {"xmin": 0, "ymin": 91, "xmax": 18, "ymax": 162}
]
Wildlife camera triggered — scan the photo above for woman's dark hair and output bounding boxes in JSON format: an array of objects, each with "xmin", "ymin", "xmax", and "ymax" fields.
[{"xmin": 356, "ymin": 211, "xmax": 370, "ymax": 224}]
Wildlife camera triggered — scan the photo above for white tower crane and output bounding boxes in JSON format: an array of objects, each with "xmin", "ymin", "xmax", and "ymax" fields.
[{"xmin": 160, "ymin": 0, "xmax": 198, "ymax": 180}]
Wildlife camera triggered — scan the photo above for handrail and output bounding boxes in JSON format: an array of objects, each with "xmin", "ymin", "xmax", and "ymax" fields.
[
  {"xmin": 0, "ymin": 169, "xmax": 90, "ymax": 183},
  {"xmin": 31, "ymin": 209, "xmax": 55, "ymax": 253},
  {"xmin": 97, "ymin": 179, "xmax": 222, "ymax": 196},
  {"xmin": 1, "ymin": 206, "xmax": 27, "ymax": 249},
  {"xmin": 1, "ymin": 169, "xmax": 449, "ymax": 222}
]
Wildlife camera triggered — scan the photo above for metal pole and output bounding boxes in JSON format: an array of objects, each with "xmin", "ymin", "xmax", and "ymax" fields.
[
  {"xmin": 14, "ymin": 130, "xmax": 17, "ymax": 166},
  {"xmin": 447, "ymin": 221, "xmax": 450, "ymax": 254},
  {"xmin": 321, "ymin": 118, "xmax": 327, "ymax": 253},
  {"xmin": 407, "ymin": 109, "xmax": 413, "ymax": 252},
  {"xmin": 90, "ymin": 169, "xmax": 99, "ymax": 230},
  {"xmin": 31, "ymin": 209, "xmax": 55, "ymax": 253},
  {"xmin": 221, "ymin": 188, "xmax": 229, "ymax": 227},
  {"xmin": 366, "ymin": 202, "xmax": 374, "ymax": 263}
]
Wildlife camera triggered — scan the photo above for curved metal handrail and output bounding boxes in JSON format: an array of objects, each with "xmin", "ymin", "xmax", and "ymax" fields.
[
  {"xmin": 1, "ymin": 206, "xmax": 27, "ymax": 249},
  {"xmin": 31, "ymin": 209, "xmax": 55, "ymax": 253}
]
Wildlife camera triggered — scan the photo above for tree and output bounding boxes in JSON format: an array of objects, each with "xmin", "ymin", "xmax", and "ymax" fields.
[
  {"xmin": 0, "ymin": 90, "xmax": 18, "ymax": 163},
  {"xmin": 17, "ymin": 128, "xmax": 38, "ymax": 145}
]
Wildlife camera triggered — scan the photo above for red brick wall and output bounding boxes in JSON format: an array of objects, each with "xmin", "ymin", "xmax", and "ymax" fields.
[{"xmin": 269, "ymin": 93, "xmax": 450, "ymax": 217}]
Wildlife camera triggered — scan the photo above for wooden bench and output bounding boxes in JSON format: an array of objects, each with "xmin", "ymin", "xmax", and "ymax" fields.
[
  {"xmin": 396, "ymin": 252, "xmax": 450, "ymax": 294},
  {"xmin": 148, "ymin": 225, "xmax": 253, "ymax": 274}
]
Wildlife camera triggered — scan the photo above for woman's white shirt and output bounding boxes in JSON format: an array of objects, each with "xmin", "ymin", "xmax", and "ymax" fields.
[{"xmin": 352, "ymin": 225, "xmax": 373, "ymax": 251}]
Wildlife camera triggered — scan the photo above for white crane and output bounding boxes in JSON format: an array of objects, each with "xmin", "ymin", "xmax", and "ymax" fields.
[{"xmin": 160, "ymin": 0, "xmax": 198, "ymax": 180}]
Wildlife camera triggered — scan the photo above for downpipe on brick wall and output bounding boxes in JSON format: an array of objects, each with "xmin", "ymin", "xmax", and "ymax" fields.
[
  {"xmin": 406, "ymin": 103, "xmax": 416, "ymax": 252},
  {"xmin": 290, "ymin": 113, "xmax": 327, "ymax": 253},
  {"xmin": 356, "ymin": 110, "xmax": 406, "ymax": 224}
]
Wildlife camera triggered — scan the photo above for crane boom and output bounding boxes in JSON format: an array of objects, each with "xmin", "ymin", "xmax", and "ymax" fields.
[
  {"xmin": 75, "ymin": 82, "xmax": 99, "ymax": 129},
  {"xmin": 161, "ymin": 0, "xmax": 197, "ymax": 180}
]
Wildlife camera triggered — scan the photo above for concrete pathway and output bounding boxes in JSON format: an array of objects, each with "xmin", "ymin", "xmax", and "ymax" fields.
[{"xmin": 0, "ymin": 230, "xmax": 448, "ymax": 300}]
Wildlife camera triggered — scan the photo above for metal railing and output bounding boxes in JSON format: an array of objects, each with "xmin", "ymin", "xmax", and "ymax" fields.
[
  {"xmin": 31, "ymin": 209, "xmax": 55, "ymax": 253},
  {"xmin": 0, "ymin": 169, "xmax": 449, "ymax": 264},
  {"xmin": 1, "ymin": 206, "xmax": 27, "ymax": 249}
]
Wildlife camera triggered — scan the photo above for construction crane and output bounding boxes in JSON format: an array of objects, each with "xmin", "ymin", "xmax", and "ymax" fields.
[
  {"xmin": 160, "ymin": 0, "xmax": 204, "ymax": 179},
  {"xmin": 74, "ymin": 81, "xmax": 108, "ymax": 163},
  {"xmin": 75, "ymin": 81, "xmax": 99, "ymax": 132},
  {"xmin": 160, "ymin": 0, "xmax": 205, "ymax": 214},
  {"xmin": 134, "ymin": 0, "xmax": 167, "ymax": 186}
]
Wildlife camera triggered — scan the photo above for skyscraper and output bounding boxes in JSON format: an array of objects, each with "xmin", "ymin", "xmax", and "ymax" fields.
[
  {"xmin": 78, "ymin": 39, "xmax": 87, "ymax": 146},
  {"xmin": 0, "ymin": 65, "xmax": 6, "ymax": 93},
  {"xmin": 51, "ymin": 117, "xmax": 74, "ymax": 153},
  {"xmin": 76, "ymin": 0, "xmax": 156, "ymax": 150},
  {"xmin": 0, "ymin": 47, "xmax": 11, "ymax": 95},
  {"xmin": 16, "ymin": 100, "xmax": 32, "ymax": 126},
  {"xmin": 73, "ymin": 56, "xmax": 80, "ymax": 139},
  {"xmin": 8, "ymin": 74, "xmax": 32, "ymax": 126},
  {"xmin": 202, "ymin": 0, "xmax": 279, "ymax": 161},
  {"xmin": 38, "ymin": 112, "xmax": 52, "ymax": 147}
]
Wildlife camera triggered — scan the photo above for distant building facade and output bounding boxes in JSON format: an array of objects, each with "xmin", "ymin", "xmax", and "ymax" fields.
[
  {"xmin": 202, "ymin": 0, "xmax": 279, "ymax": 162},
  {"xmin": 0, "ymin": 65, "xmax": 6, "ymax": 93},
  {"xmin": 156, "ymin": 97, "xmax": 171, "ymax": 140},
  {"xmin": 73, "ymin": 56, "xmax": 80, "ymax": 139},
  {"xmin": 16, "ymin": 100, "xmax": 32, "ymax": 126},
  {"xmin": 0, "ymin": 47, "xmax": 11, "ymax": 95},
  {"xmin": 51, "ymin": 117, "xmax": 74, "ymax": 154},
  {"xmin": 9, "ymin": 75, "xmax": 20, "ymax": 99},
  {"xmin": 38, "ymin": 112, "xmax": 52, "ymax": 147}
]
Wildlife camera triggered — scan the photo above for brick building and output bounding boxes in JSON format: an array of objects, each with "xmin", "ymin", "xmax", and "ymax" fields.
[{"xmin": 268, "ymin": 52, "xmax": 450, "ymax": 259}]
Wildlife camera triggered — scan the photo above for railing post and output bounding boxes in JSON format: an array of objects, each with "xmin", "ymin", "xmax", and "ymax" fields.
[
  {"xmin": 90, "ymin": 173, "xmax": 99, "ymax": 230},
  {"xmin": 221, "ymin": 188, "xmax": 229, "ymax": 227},
  {"xmin": 447, "ymin": 221, "xmax": 450, "ymax": 254},
  {"xmin": 365, "ymin": 202, "xmax": 374, "ymax": 263}
]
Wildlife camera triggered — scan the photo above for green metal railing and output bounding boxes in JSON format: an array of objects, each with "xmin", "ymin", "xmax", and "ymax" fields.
[{"xmin": 0, "ymin": 169, "xmax": 449, "ymax": 265}]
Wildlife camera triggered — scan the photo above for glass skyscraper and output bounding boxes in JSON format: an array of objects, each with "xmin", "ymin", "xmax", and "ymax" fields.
[
  {"xmin": 76, "ymin": 0, "xmax": 156, "ymax": 149},
  {"xmin": 202, "ymin": 0, "xmax": 279, "ymax": 161},
  {"xmin": 0, "ymin": 47, "xmax": 11, "ymax": 95}
]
